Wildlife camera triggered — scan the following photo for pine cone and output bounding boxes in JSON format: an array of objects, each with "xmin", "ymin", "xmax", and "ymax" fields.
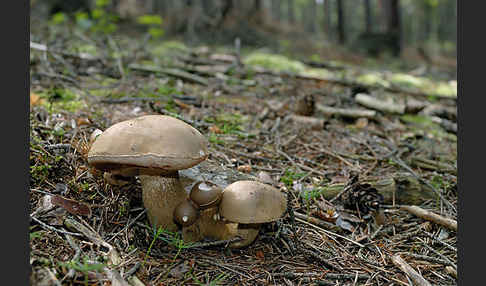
[
  {"xmin": 341, "ymin": 182, "xmax": 384, "ymax": 215},
  {"xmin": 294, "ymin": 94, "xmax": 315, "ymax": 116}
]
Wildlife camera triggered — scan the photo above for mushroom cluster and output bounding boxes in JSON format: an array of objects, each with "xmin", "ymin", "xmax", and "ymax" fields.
[
  {"xmin": 87, "ymin": 115, "xmax": 208, "ymax": 232},
  {"xmin": 180, "ymin": 180, "xmax": 287, "ymax": 248},
  {"xmin": 87, "ymin": 115, "xmax": 287, "ymax": 248}
]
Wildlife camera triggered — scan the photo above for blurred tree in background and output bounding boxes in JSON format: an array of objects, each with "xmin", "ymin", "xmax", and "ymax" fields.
[{"xmin": 31, "ymin": 0, "xmax": 456, "ymax": 59}]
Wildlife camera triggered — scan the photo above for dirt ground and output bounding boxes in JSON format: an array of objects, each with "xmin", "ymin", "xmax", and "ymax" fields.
[{"xmin": 30, "ymin": 24, "xmax": 457, "ymax": 285}]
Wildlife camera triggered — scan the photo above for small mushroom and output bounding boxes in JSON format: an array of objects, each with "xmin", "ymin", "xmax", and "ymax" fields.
[
  {"xmin": 214, "ymin": 180, "xmax": 287, "ymax": 248},
  {"xmin": 189, "ymin": 181, "xmax": 223, "ymax": 209},
  {"xmin": 173, "ymin": 199, "xmax": 199, "ymax": 227},
  {"xmin": 181, "ymin": 181, "xmax": 228, "ymax": 242},
  {"xmin": 87, "ymin": 115, "xmax": 208, "ymax": 232}
]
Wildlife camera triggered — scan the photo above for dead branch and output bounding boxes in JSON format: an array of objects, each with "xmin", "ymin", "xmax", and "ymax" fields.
[
  {"xmin": 355, "ymin": 93, "xmax": 406, "ymax": 114},
  {"xmin": 400, "ymin": 205, "xmax": 457, "ymax": 231},
  {"xmin": 316, "ymin": 104, "xmax": 377, "ymax": 119},
  {"xmin": 286, "ymin": 114, "xmax": 325, "ymax": 130},
  {"xmin": 128, "ymin": 64, "xmax": 209, "ymax": 86},
  {"xmin": 391, "ymin": 254, "xmax": 432, "ymax": 286},
  {"xmin": 445, "ymin": 266, "xmax": 457, "ymax": 279},
  {"xmin": 293, "ymin": 212, "xmax": 342, "ymax": 232}
]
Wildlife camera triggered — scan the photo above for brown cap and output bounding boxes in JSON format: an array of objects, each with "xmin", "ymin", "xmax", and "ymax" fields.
[
  {"xmin": 87, "ymin": 115, "xmax": 208, "ymax": 176},
  {"xmin": 219, "ymin": 180, "xmax": 287, "ymax": 224},
  {"xmin": 189, "ymin": 181, "xmax": 223, "ymax": 209},
  {"xmin": 173, "ymin": 199, "xmax": 199, "ymax": 227}
]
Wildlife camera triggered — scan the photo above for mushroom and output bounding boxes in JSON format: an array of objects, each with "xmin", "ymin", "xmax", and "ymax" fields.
[
  {"xmin": 214, "ymin": 180, "xmax": 287, "ymax": 248},
  {"xmin": 181, "ymin": 181, "xmax": 230, "ymax": 242},
  {"xmin": 189, "ymin": 181, "xmax": 223, "ymax": 209},
  {"xmin": 87, "ymin": 115, "xmax": 208, "ymax": 232},
  {"xmin": 173, "ymin": 199, "xmax": 199, "ymax": 227}
]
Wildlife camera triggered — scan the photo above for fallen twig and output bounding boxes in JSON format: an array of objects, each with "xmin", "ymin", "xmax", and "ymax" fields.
[
  {"xmin": 129, "ymin": 64, "xmax": 208, "ymax": 86},
  {"xmin": 400, "ymin": 205, "xmax": 457, "ymax": 231},
  {"xmin": 316, "ymin": 104, "xmax": 377, "ymax": 119},
  {"xmin": 391, "ymin": 254, "xmax": 432, "ymax": 286},
  {"xmin": 355, "ymin": 93, "xmax": 406, "ymax": 114}
]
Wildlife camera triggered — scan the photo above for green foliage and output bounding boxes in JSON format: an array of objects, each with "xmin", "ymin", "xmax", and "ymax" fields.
[
  {"xmin": 205, "ymin": 113, "xmax": 245, "ymax": 135},
  {"xmin": 208, "ymin": 133, "xmax": 224, "ymax": 145},
  {"xmin": 50, "ymin": 12, "xmax": 67, "ymax": 25},
  {"xmin": 144, "ymin": 227, "xmax": 194, "ymax": 265},
  {"xmin": 72, "ymin": 0, "xmax": 118, "ymax": 34},
  {"xmin": 30, "ymin": 231, "xmax": 44, "ymax": 240},
  {"xmin": 280, "ymin": 169, "xmax": 307, "ymax": 187},
  {"xmin": 37, "ymin": 88, "xmax": 87, "ymax": 113},
  {"xmin": 137, "ymin": 15, "xmax": 164, "ymax": 39},
  {"xmin": 137, "ymin": 15, "xmax": 163, "ymax": 26},
  {"xmin": 58, "ymin": 256, "xmax": 107, "ymax": 285}
]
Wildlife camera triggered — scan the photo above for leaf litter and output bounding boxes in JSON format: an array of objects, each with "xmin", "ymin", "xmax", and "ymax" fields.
[{"xmin": 30, "ymin": 23, "xmax": 457, "ymax": 286}]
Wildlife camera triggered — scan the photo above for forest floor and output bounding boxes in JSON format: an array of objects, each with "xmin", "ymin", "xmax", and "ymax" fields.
[{"xmin": 30, "ymin": 22, "xmax": 457, "ymax": 286}]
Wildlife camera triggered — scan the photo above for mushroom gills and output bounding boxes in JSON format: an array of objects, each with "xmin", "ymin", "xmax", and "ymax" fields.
[{"xmin": 230, "ymin": 223, "xmax": 261, "ymax": 248}]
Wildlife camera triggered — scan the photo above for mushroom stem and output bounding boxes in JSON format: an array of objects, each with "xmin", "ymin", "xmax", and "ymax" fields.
[
  {"xmin": 230, "ymin": 224, "xmax": 261, "ymax": 248},
  {"xmin": 140, "ymin": 172, "xmax": 187, "ymax": 232},
  {"xmin": 182, "ymin": 207, "xmax": 237, "ymax": 242}
]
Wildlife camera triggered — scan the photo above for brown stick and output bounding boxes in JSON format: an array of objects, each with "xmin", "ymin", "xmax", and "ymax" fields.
[
  {"xmin": 445, "ymin": 266, "xmax": 457, "ymax": 279},
  {"xmin": 400, "ymin": 205, "xmax": 457, "ymax": 231},
  {"xmin": 391, "ymin": 254, "xmax": 432, "ymax": 286},
  {"xmin": 355, "ymin": 93, "xmax": 406, "ymax": 114},
  {"xmin": 316, "ymin": 104, "xmax": 377, "ymax": 119},
  {"xmin": 286, "ymin": 114, "xmax": 325, "ymax": 130}
]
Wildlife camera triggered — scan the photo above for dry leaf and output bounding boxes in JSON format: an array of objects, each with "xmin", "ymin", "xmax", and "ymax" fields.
[
  {"xmin": 173, "ymin": 99, "xmax": 190, "ymax": 109},
  {"xmin": 355, "ymin": 118, "xmax": 369, "ymax": 128},
  {"xmin": 209, "ymin": 125, "xmax": 222, "ymax": 134},
  {"xmin": 255, "ymin": 250, "xmax": 265, "ymax": 260},
  {"xmin": 51, "ymin": 195, "xmax": 92, "ymax": 217},
  {"xmin": 30, "ymin": 93, "xmax": 45, "ymax": 107},
  {"xmin": 237, "ymin": 165, "xmax": 252, "ymax": 173},
  {"xmin": 76, "ymin": 117, "xmax": 91, "ymax": 126}
]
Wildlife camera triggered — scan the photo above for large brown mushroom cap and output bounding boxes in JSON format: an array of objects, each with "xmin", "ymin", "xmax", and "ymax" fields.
[
  {"xmin": 87, "ymin": 115, "xmax": 208, "ymax": 175},
  {"xmin": 219, "ymin": 180, "xmax": 287, "ymax": 224}
]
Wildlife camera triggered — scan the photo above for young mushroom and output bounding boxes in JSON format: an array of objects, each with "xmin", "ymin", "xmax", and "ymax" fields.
[
  {"xmin": 213, "ymin": 180, "xmax": 287, "ymax": 248},
  {"xmin": 87, "ymin": 115, "xmax": 208, "ymax": 232},
  {"xmin": 181, "ymin": 181, "xmax": 230, "ymax": 242},
  {"xmin": 173, "ymin": 199, "xmax": 199, "ymax": 227}
]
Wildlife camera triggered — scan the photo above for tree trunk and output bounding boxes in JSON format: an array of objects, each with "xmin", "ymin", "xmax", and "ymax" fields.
[
  {"xmin": 309, "ymin": 0, "xmax": 317, "ymax": 33},
  {"xmin": 217, "ymin": 0, "xmax": 233, "ymax": 28},
  {"xmin": 323, "ymin": 0, "xmax": 332, "ymax": 40},
  {"xmin": 364, "ymin": 0, "xmax": 372, "ymax": 33},
  {"xmin": 272, "ymin": 0, "xmax": 281, "ymax": 22},
  {"xmin": 287, "ymin": 0, "xmax": 295, "ymax": 24},
  {"xmin": 336, "ymin": 0, "xmax": 346, "ymax": 44},
  {"xmin": 388, "ymin": 0, "xmax": 401, "ymax": 56}
]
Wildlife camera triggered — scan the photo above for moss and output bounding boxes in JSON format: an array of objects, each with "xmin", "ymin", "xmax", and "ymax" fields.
[
  {"xmin": 356, "ymin": 73, "xmax": 391, "ymax": 88},
  {"xmin": 244, "ymin": 53, "xmax": 306, "ymax": 73},
  {"xmin": 400, "ymin": 115, "xmax": 456, "ymax": 141},
  {"xmin": 205, "ymin": 112, "xmax": 246, "ymax": 135},
  {"xmin": 389, "ymin": 73, "xmax": 425, "ymax": 88},
  {"xmin": 150, "ymin": 40, "xmax": 189, "ymax": 58},
  {"xmin": 37, "ymin": 88, "xmax": 88, "ymax": 113},
  {"xmin": 302, "ymin": 68, "xmax": 333, "ymax": 79}
]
